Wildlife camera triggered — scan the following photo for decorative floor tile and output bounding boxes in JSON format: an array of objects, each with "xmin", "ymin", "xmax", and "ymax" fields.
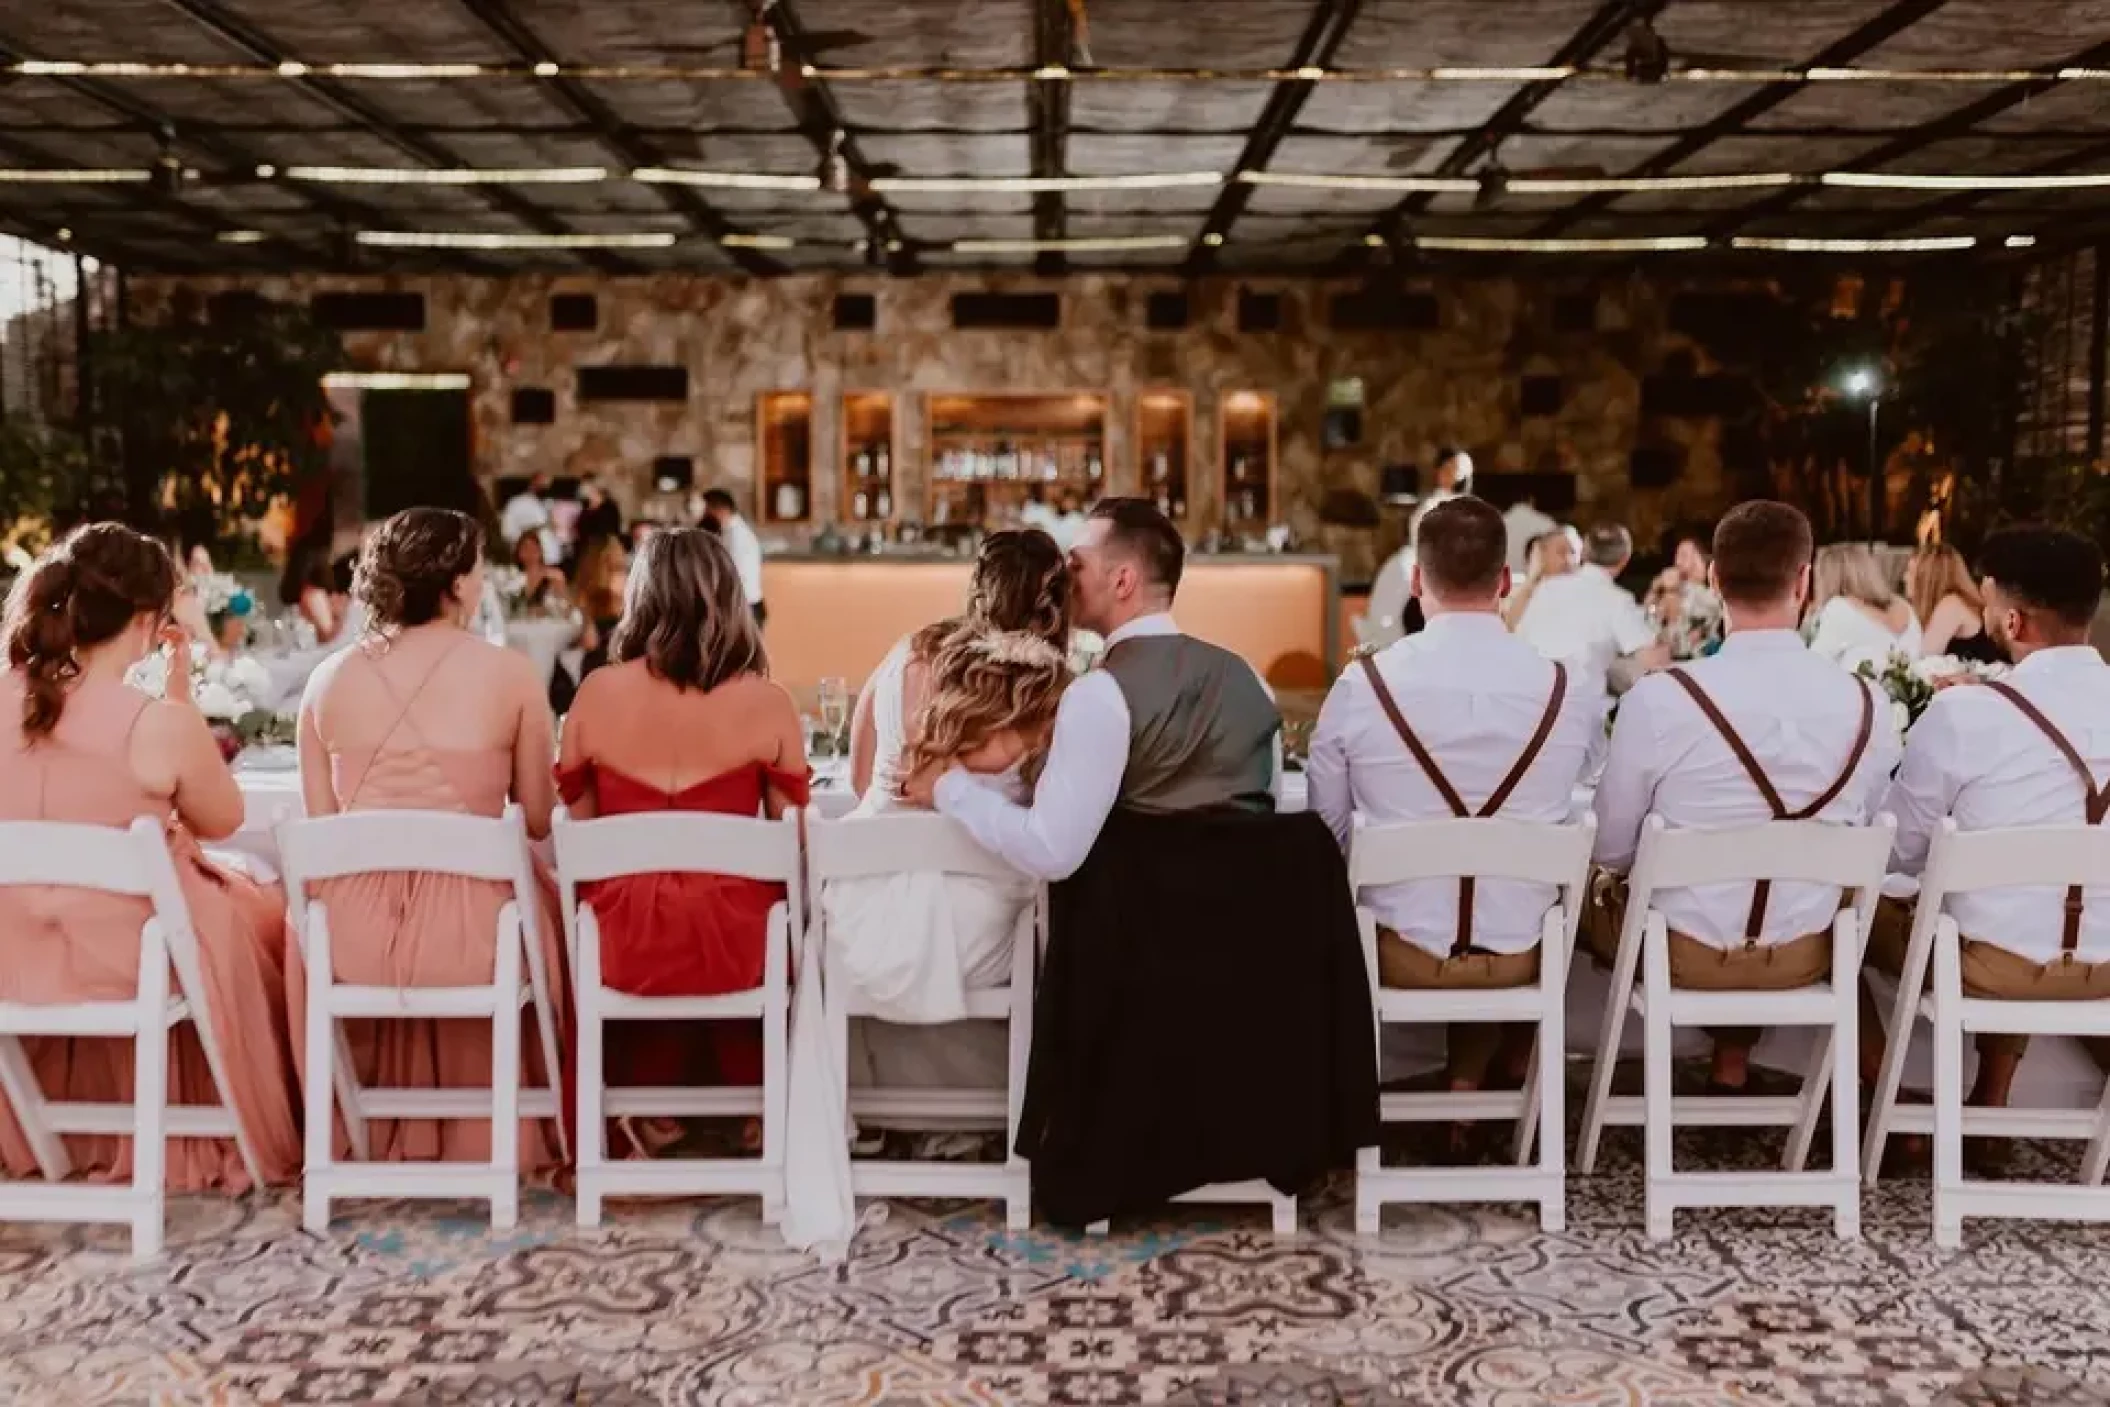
[{"xmin": 0, "ymin": 1135, "xmax": 2107, "ymax": 1404}]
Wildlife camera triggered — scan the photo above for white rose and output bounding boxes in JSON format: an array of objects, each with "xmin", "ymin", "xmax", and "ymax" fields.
[
  {"xmin": 194, "ymin": 681, "xmax": 249, "ymax": 721},
  {"xmin": 1892, "ymin": 700, "xmax": 1913, "ymax": 735},
  {"xmin": 1912, "ymin": 655, "xmax": 1966, "ymax": 684},
  {"xmin": 228, "ymin": 656, "xmax": 272, "ymax": 700}
]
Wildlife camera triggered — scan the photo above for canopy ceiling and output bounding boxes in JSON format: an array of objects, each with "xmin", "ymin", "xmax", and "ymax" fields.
[{"xmin": 0, "ymin": 0, "xmax": 2106, "ymax": 275}]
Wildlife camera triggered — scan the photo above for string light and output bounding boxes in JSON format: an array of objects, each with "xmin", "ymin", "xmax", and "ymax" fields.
[
  {"xmin": 1413, "ymin": 235, "xmax": 1711, "ymax": 252},
  {"xmin": 873, "ymin": 172, "xmax": 1222, "ymax": 193},
  {"xmin": 721, "ymin": 233, "xmax": 795, "ymax": 249},
  {"xmin": 0, "ymin": 168, "xmax": 149, "ymax": 183},
  {"xmin": 215, "ymin": 230, "xmax": 268, "ymax": 244},
  {"xmin": 354, "ymin": 230, "xmax": 678, "ymax": 249},
  {"xmin": 633, "ymin": 167, "xmax": 821, "ymax": 191},
  {"xmin": 1239, "ymin": 170, "xmax": 1477, "ymax": 193},
  {"xmin": 1729, "ymin": 235, "xmax": 1977, "ymax": 252},
  {"xmin": 946, "ymin": 235, "xmax": 1191, "ymax": 253},
  {"xmin": 1822, "ymin": 170, "xmax": 2110, "ymax": 191},
  {"xmin": 285, "ymin": 165, "xmax": 609, "ymax": 184},
  {"xmin": 322, "ymin": 372, "xmax": 472, "ymax": 390}
]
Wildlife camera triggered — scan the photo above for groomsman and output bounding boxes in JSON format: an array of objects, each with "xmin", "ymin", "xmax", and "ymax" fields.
[
  {"xmin": 1590, "ymin": 502, "xmax": 1900, "ymax": 1094},
  {"xmin": 1308, "ymin": 496, "xmax": 1604, "ymax": 1094},
  {"xmin": 1876, "ymin": 525, "xmax": 2110, "ymax": 1118},
  {"xmin": 1513, "ymin": 523, "xmax": 1668, "ymax": 696}
]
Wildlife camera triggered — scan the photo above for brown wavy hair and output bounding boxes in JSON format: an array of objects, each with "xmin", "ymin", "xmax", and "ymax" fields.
[
  {"xmin": 610, "ymin": 526, "xmax": 765, "ymax": 691},
  {"xmin": 1908, "ymin": 542, "xmax": 1982, "ymax": 629},
  {"xmin": 895, "ymin": 628, "xmax": 1070, "ymax": 796},
  {"xmin": 910, "ymin": 528, "xmax": 1070, "ymax": 663},
  {"xmin": 355, "ymin": 507, "xmax": 484, "ymax": 631},
  {"xmin": 3, "ymin": 522, "xmax": 177, "ymax": 738}
]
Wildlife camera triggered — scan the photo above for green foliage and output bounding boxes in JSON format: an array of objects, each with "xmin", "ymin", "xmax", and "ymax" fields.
[
  {"xmin": 0, "ymin": 421, "xmax": 100, "ymax": 557},
  {"xmin": 92, "ymin": 296, "xmax": 341, "ymax": 535}
]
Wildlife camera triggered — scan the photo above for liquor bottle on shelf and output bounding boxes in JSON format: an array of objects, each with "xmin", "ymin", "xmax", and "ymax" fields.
[
  {"xmin": 855, "ymin": 447, "xmax": 873, "ymax": 478},
  {"xmin": 1154, "ymin": 489, "xmax": 1171, "ymax": 516},
  {"xmin": 875, "ymin": 443, "xmax": 890, "ymax": 478},
  {"xmin": 774, "ymin": 480, "xmax": 804, "ymax": 521},
  {"xmin": 875, "ymin": 488, "xmax": 891, "ymax": 518},
  {"xmin": 852, "ymin": 488, "xmax": 869, "ymax": 520},
  {"xmin": 1086, "ymin": 448, "xmax": 1103, "ymax": 483},
  {"xmin": 1151, "ymin": 451, "xmax": 1169, "ymax": 484},
  {"xmin": 1171, "ymin": 494, "xmax": 1186, "ymax": 519}
]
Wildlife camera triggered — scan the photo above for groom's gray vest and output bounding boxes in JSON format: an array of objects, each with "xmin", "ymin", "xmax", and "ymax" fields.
[{"xmin": 1100, "ymin": 634, "xmax": 1279, "ymax": 815}]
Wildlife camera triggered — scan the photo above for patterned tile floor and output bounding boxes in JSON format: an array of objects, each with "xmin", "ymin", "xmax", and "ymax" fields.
[{"xmin": 3, "ymin": 1132, "xmax": 2110, "ymax": 1405}]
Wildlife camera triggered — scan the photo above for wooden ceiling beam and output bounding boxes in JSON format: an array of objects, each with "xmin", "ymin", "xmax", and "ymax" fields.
[
  {"xmin": 1705, "ymin": 34, "xmax": 2110, "ymax": 241},
  {"xmin": 1185, "ymin": 0, "xmax": 1365, "ymax": 273},
  {"xmin": 1027, "ymin": 0, "xmax": 1075, "ymax": 276},
  {"xmin": 155, "ymin": 0, "xmax": 640, "ymax": 274},
  {"xmin": 450, "ymin": 0, "xmax": 783, "ymax": 276}
]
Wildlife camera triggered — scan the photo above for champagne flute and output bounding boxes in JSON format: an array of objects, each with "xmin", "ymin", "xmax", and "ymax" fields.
[{"xmin": 818, "ymin": 676, "xmax": 850, "ymax": 756}]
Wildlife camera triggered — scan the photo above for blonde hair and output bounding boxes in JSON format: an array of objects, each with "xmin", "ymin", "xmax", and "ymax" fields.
[
  {"xmin": 895, "ymin": 628, "xmax": 1069, "ymax": 796},
  {"xmin": 1908, "ymin": 542, "xmax": 1981, "ymax": 627},
  {"xmin": 1812, "ymin": 542, "xmax": 1895, "ymax": 611}
]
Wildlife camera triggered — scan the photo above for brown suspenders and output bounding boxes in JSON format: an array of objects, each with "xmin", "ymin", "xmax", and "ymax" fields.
[
  {"xmin": 1357, "ymin": 654, "xmax": 1569, "ymax": 957},
  {"xmin": 1662, "ymin": 669, "xmax": 1877, "ymax": 943},
  {"xmin": 1985, "ymin": 680, "xmax": 2109, "ymax": 961}
]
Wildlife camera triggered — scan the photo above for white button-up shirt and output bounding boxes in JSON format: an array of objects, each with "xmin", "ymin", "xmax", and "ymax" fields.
[
  {"xmin": 934, "ymin": 613, "xmax": 1279, "ymax": 881},
  {"xmin": 1502, "ymin": 501, "xmax": 1559, "ymax": 577},
  {"xmin": 1514, "ymin": 563, "xmax": 1657, "ymax": 696},
  {"xmin": 1593, "ymin": 629, "xmax": 1902, "ymax": 948},
  {"xmin": 1885, "ymin": 645, "xmax": 2110, "ymax": 965},
  {"xmin": 722, "ymin": 513, "xmax": 765, "ymax": 606},
  {"xmin": 1308, "ymin": 612, "xmax": 1606, "ymax": 957}
]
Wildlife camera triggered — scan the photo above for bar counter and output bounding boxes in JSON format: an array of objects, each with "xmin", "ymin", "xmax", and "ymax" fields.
[{"xmin": 761, "ymin": 552, "xmax": 1340, "ymax": 693}]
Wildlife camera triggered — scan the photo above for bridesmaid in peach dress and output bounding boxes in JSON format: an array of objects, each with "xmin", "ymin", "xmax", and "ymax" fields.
[
  {"xmin": 293, "ymin": 508, "xmax": 567, "ymax": 1169},
  {"xmin": 557, "ymin": 527, "xmax": 808, "ymax": 1155},
  {"xmin": 0, "ymin": 523, "xmax": 300, "ymax": 1190}
]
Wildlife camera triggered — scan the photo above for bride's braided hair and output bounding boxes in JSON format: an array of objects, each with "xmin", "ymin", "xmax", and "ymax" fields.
[
  {"xmin": 894, "ymin": 628, "xmax": 1070, "ymax": 797},
  {"xmin": 909, "ymin": 528, "xmax": 1069, "ymax": 664}
]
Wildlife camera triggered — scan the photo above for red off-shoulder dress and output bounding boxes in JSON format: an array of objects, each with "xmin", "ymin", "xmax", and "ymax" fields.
[{"xmin": 556, "ymin": 759, "xmax": 810, "ymax": 1088}]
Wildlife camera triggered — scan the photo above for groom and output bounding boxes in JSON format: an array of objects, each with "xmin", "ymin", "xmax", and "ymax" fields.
[{"xmin": 904, "ymin": 496, "xmax": 1280, "ymax": 878}]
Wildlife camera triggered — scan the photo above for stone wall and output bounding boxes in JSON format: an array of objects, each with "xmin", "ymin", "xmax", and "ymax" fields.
[{"xmin": 128, "ymin": 271, "xmax": 1760, "ymax": 582}]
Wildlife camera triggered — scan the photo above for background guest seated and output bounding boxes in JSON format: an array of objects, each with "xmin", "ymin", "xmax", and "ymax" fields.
[
  {"xmin": 1513, "ymin": 523, "xmax": 1668, "ymax": 697},
  {"xmin": 1908, "ymin": 542, "xmax": 2003, "ymax": 664},
  {"xmin": 294, "ymin": 508, "xmax": 566, "ymax": 1170},
  {"xmin": 1309, "ymin": 496, "xmax": 1603, "ymax": 1115},
  {"xmin": 556, "ymin": 526, "xmax": 807, "ymax": 1157},
  {"xmin": 1589, "ymin": 502, "xmax": 1899, "ymax": 1094},
  {"xmin": 1809, "ymin": 542, "xmax": 1921, "ymax": 673},
  {"xmin": 0, "ymin": 523, "xmax": 299, "ymax": 1190},
  {"xmin": 1873, "ymin": 526, "xmax": 2110, "ymax": 1158}
]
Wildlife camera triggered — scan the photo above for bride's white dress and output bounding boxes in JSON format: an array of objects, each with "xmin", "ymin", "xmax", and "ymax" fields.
[{"xmin": 781, "ymin": 636, "xmax": 1032, "ymax": 1260}]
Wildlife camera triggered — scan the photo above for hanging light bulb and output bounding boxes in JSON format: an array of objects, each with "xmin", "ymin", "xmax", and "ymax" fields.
[
  {"xmin": 1624, "ymin": 17, "xmax": 1670, "ymax": 83},
  {"xmin": 819, "ymin": 129, "xmax": 851, "ymax": 194},
  {"xmin": 1474, "ymin": 162, "xmax": 1509, "ymax": 208},
  {"xmin": 742, "ymin": 0, "xmax": 781, "ymax": 74}
]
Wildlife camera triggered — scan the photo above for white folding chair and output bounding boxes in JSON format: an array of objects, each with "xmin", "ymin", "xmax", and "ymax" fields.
[
  {"xmin": 0, "ymin": 818, "xmax": 262, "ymax": 1260},
  {"xmin": 555, "ymin": 807, "xmax": 799, "ymax": 1229},
  {"xmin": 1863, "ymin": 820, "xmax": 2110, "ymax": 1248},
  {"xmin": 807, "ymin": 811, "xmax": 1037, "ymax": 1230},
  {"xmin": 1577, "ymin": 813, "xmax": 1895, "ymax": 1241},
  {"xmin": 1349, "ymin": 815, "xmax": 1595, "ymax": 1234},
  {"xmin": 279, "ymin": 806, "xmax": 565, "ymax": 1234}
]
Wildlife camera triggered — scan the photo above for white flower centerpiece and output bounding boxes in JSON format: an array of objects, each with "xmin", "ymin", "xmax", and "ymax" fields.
[
  {"xmin": 1856, "ymin": 651, "xmax": 2008, "ymax": 733},
  {"xmin": 127, "ymin": 647, "xmax": 293, "ymax": 756},
  {"xmin": 486, "ymin": 564, "xmax": 529, "ymax": 618}
]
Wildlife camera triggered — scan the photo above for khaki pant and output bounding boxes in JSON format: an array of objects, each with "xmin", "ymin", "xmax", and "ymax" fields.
[
  {"xmin": 1584, "ymin": 872, "xmax": 1832, "ymax": 1048},
  {"xmin": 1377, "ymin": 928, "xmax": 1539, "ymax": 1087},
  {"xmin": 1864, "ymin": 896, "xmax": 2110, "ymax": 1067}
]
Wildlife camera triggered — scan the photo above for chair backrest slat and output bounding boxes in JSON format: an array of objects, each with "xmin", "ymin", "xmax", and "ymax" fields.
[
  {"xmin": 278, "ymin": 810, "xmax": 527, "ymax": 885},
  {"xmin": 1635, "ymin": 815, "xmax": 1896, "ymax": 893},
  {"xmin": 1349, "ymin": 816, "xmax": 1596, "ymax": 889},
  {"xmin": 1925, "ymin": 820, "xmax": 2110, "ymax": 895},
  {"xmin": 0, "ymin": 820, "xmax": 157, "ymax": 895},
  {"xmin": 807, "ymin": 811, "xmax": 1021, "ymax": 883},
  {"xmin": 552, "ymin": 810, "xmax": 800, "ymax": 885}
]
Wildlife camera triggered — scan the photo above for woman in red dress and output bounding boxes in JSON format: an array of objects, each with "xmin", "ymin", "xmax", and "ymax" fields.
[{"xmin": 556, "ymin": 527, "xmax": 808, "ymax": 1155}]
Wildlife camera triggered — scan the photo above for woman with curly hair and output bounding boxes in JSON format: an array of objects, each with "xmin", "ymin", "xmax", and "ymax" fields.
[{"xmin": 294, "ymin": 507, "xmax": 566, "ymax": 1171}]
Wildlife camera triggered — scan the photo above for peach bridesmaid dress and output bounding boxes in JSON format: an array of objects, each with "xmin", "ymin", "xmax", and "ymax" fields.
[
  {"xmin": 0, "ymin": 673, "xmax": 301, "ymax": 1190},
  {"xmin": 286, "ymin": 649, "xmax": 569, "ymax": 1170}
]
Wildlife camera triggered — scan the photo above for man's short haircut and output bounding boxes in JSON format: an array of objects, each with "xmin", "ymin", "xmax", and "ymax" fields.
[
  {"xmin": 1980, "ymin": 524, "xmax": 2105, "ymax": 631},
  {"xmin": 1711, "ymin": 500, "xmax": 1812, "ymax": 608},
  {"xmin": 1415, "ymin": 496, "xmax": 1507, "ymax": 599},
  {"xmin": 1583, "ymin": 523, "xmax": 1632, "ymax": 569},
  {"xmin": 701, "ymin": 488, "xmax": 737, "ymax": 514},
  {"xmin": 1086, "ymin": 496, "xmax": 1185, "ymax": 597}
]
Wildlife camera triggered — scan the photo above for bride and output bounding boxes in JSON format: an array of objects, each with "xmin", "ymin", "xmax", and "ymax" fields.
[{"xmin": 833, "ymin": 529, "xmax": 1071, "ymax": 1092}]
